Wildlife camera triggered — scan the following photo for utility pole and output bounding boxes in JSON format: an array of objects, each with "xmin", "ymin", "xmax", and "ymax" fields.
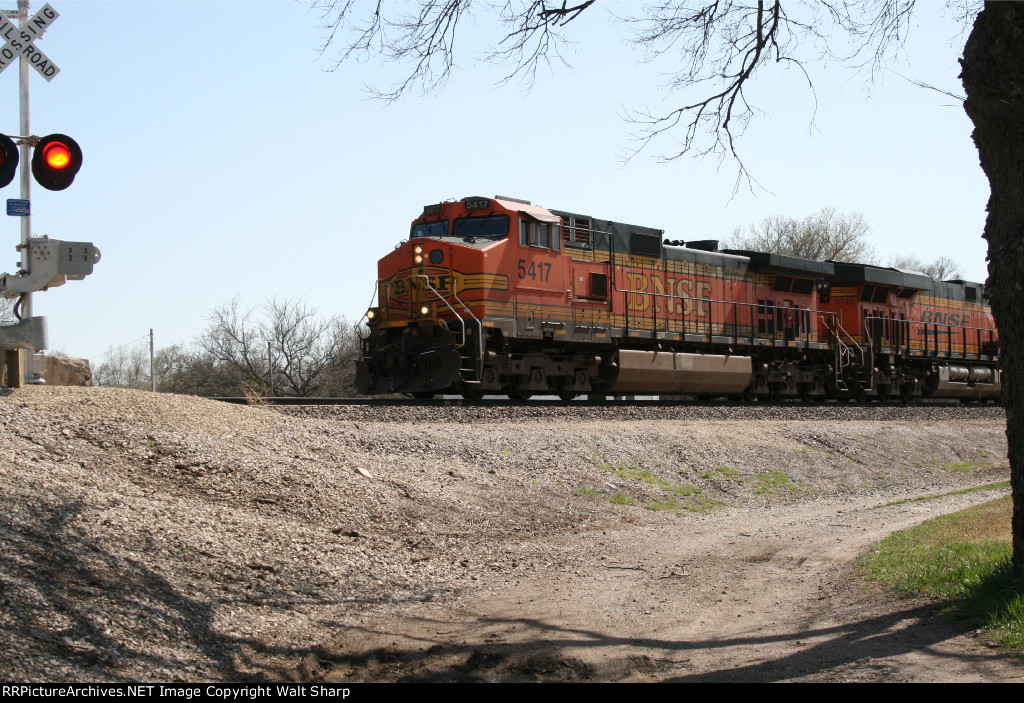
[
  {"xmin": 268, "ymin": 341, "xmax": 274, "ymax": 397},
  {"xmin": 16, "ymin": 0, "xmax": 31, "ymax": 320}
]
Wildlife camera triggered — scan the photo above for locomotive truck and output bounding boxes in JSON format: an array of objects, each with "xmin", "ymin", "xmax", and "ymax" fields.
[{"xmin": 355, "ymin": 196, "xmax": 1000, "ymax": 402}]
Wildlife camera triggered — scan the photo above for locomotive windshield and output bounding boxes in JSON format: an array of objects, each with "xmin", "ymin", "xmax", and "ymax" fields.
[
  {"xmin": 411, "ymin": 220, "xmax": 449, "ymax": 238},
  {"xmin": 452, "ymin": 215, "xmax": 509, "ymax": 240}
]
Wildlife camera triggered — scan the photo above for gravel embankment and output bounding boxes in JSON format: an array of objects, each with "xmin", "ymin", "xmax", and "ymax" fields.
[{"xmin": 0, "ymin": 387, "xmax": 1009, "ymax": 681}]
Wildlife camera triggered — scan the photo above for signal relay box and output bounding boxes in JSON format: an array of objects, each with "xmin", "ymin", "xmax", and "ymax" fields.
[{"xmin": 0, "ymin": 235, "xmax": 101, "ymax": 295}]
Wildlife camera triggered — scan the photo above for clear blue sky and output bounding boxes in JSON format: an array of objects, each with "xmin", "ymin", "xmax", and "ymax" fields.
[{"xmin": 0, "ymin": 0, "xmax": 989, "ymax": 361}]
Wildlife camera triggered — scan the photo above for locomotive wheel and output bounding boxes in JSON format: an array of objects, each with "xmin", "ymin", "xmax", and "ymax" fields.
[
  {"xmin": 557, "ymin": 388, "xmax": 578, "ymax": 402},
  {"xmin": 507, "ymin": 382, "xmax": 533, "ymax": 401},
  {"xmin": 459, "ymin": 383, "xmax": 485, "ymax": 400}
]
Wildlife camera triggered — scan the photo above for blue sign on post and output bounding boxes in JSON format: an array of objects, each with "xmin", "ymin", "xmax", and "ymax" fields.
[{"xmin": 6, "ymin": 199, "xmax": 30, "ymax": 217}]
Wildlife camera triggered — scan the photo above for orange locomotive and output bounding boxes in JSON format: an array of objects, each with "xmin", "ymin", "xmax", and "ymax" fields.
[{"xmin": 356, "ymin": 196, "xmax": 1000, "ymax": 401}]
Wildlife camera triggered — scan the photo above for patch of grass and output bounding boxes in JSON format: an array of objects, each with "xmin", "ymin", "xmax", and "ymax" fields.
[
  {"xmin": 576, "ymin": 486, "xmax": 598, "ymax": 496},
  {"xmin": 752, "ymin": 470, "xmax": 802, "ymax": 495},
  {"xmin": 941, "ymin": 460, "xmax": 997, "ymax": 473},
  {"xmin": 644, "ymin": 499, "xmax": 683, "ymax": 511},
  {"xmin": 607, "ymin": 493, "xmax": 635, "ymax": 506},
  {"xmin": 593, "ymin": 458, "xmax": 702, "ymax": 499},
  {"xmin": 698, "ymin": 466, "xmax": 745, "ymax": 481},
  {"xmin": 646, "ymin": 496, "xmax": 724, "ymax": 514},
  {"xmin": 881, "ymin": 482, "xmax": 1010, "ymax": 508},
  {"xmin": 915, "ymin": 459, "xmax": 999, "ymax": 472},
  {"xmin": 678, "ymin": 496, "xmax": 724, "ymax": 513},
  {"xmin": 860, "ymin": 496, "xmax": 1024, "ymax": 651},
  {"xmin": 714, "ymin": 466, "xmax": 744, "ymax": 479},
  {"xmin": 665, "ymin": 483, "xmax": 702, "ymax": 497}
]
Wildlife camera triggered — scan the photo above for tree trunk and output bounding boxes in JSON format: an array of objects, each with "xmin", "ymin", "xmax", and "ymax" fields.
[{"xmin": 961, "ymin": 2, "xmax": 1024, "ymax": 578}]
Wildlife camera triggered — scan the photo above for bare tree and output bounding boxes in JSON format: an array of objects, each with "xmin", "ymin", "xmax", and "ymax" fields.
[
  {"xmin": 726, "ymin": 207, "xmax": 876, "ymax": 262},
  {"xmin": 314, "ymin": 2, "xmax": 912, "ymax": 182},
  {"xmin": 200, "ymin": 297, "xmax": 359, "ymax": 397},
  {"xmin": 316, "ymin": 1, "xmax": 596, "ymax": 99},
  {"xmin": 152, "ymin": 345, "xmax": 243, "ymax": 397},
  {"xmin": 316, "ymin": 1, "xmax": 1024, "ymax": 576},
  {"xmin": 888, "ymin": 254, "xmax": 963, "ymax": 280},
  {"xmin": 93, "ymin": 343, "xmax": 150, "ymax": 390}
]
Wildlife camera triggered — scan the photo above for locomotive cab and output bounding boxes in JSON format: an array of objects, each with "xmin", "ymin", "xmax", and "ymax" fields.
[{"xmin": 356, "ymin": 197, "xmax": 524, "ymax": 395}]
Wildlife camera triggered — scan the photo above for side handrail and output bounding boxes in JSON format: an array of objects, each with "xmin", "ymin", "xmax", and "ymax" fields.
[
  {"xmin": 864, "ymin": 315, "xmax": 998, "ymax": 358},
  {"xmin": 610, "ymin": 280, "xmax": 829, "ymax": 347}
]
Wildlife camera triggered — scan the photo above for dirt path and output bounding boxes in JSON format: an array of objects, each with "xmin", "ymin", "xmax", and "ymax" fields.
[{"xmin": 303, "ymin": 490, "xmax": 1023, "ymax": 682}]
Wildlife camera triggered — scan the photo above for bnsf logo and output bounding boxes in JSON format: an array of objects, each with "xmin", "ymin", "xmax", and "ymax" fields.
[
  {"xmin": 387, "ymin": 268, "xmax": 458, "ymax": 302},
  {"xmin": 921, "ymin": 310, "xmax": 970, "ymax": 326}
]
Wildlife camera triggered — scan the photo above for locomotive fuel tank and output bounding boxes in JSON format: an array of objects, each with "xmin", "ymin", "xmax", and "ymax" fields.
[
  {"xmin": 603, "ymin": 350, "xmax": 753, "ymax": 395},
  {"xmin": 925, "ymin": 364, "xmax": 1002, "ymax": 400}
]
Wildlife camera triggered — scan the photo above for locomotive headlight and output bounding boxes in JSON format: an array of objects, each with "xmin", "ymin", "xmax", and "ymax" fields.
[
  {"xmin": 366, "ymin": 308, "xmax": 378, "ymax": 321},
  {"xmin": 414, "ymin": 254, "xmax": 424, "ymax": 264},
  {"xmin": 418, "ymin": 304, "xmax": 432, "ymax": 317},
  {"xmin": 413, "ymin": 245, "xmax": 424, "ymax": 255}
]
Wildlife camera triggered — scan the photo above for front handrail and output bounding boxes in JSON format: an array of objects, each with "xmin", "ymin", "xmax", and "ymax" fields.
[
  {"xmin": 414, "ymin": 275, "xmax": 486, "ymax": 383},
  {"xmin": 357, "ymin": 280, "xmax": 380, "ymax": 342},
  {"xmin": 446, "ymin": 285, "xmax": 485, "ymax": 382},
  {"xmin": 415, "ymin": 275, "xmax": 467, "ymax": 349}
]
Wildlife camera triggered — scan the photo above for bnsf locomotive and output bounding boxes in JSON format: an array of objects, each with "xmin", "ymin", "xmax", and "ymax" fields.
[{"xmin": 355, "ymin": 196, "xmax": 1000, "ymax": 401}]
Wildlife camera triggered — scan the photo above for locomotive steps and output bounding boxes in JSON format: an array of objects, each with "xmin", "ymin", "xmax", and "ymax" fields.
[{"xmin": 0, "ymin": 386, "xmax": 1014, "ymax": 681}]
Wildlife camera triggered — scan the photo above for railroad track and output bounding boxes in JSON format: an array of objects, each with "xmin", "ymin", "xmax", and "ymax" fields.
[{"xmin": 211, "ymin": 396, "xmax": 994, "ymax": 408}]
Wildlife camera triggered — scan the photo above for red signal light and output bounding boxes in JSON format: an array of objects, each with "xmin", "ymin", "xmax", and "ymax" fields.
[
  {"xmin": 43, "ymin": 142, "xmax": 71, "ymax": 169},
  {"xmin": 32, "ymin": 134, "xmax": 82, "ymax": 191}
]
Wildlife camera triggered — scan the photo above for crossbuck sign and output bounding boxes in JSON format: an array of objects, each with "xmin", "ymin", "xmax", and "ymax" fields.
[{"xmin": 0, "ymin": 3, "xmax": 59, "ymax": 81}]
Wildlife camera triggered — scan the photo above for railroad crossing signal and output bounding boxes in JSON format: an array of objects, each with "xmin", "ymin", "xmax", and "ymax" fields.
[
  {"xmin": 0, "ymin": 132, "xmax": 82, "ymax": 191},
  {"xmin": 0, "ymin": 3, "xmax": 60, "ymax": 81},
  {"xmin": 0, "ymin": 2, "xmax": 87, "ymax": 387}
]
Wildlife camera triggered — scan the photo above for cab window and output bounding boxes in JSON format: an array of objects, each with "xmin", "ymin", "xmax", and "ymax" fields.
[
  {"xmin": 520, "ymin": 219, "xmax": 561, "ymax": 251},
  {"xmin": 411, "ymin": 220, "xmax": 448, "ymax": 238},
  {"xmin": 452, "ymin": 215, "xmax": 509, "ymax": 239}
]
